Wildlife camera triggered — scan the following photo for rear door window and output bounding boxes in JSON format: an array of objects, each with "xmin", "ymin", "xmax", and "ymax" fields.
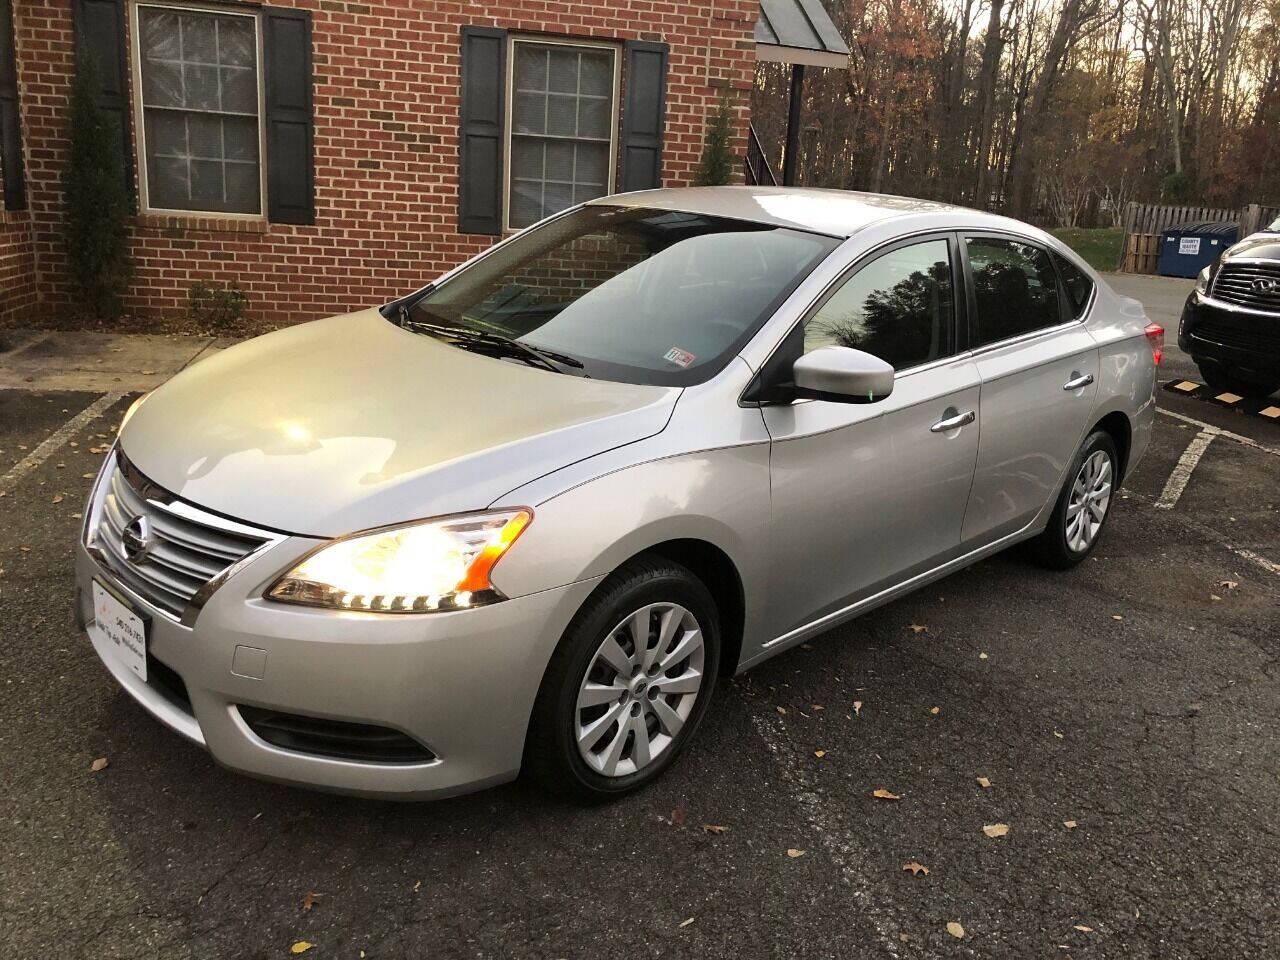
[
  {"xmin": 965, "ymin": 237, "xmax": 1063, "ymax": 347},
  {"xmin": 1052, "ymin": 251, "xmax": 1094, "ymax": 320}
]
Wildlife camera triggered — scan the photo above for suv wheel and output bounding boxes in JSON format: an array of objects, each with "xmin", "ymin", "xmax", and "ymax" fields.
[
  {"xmin": 524, "ymin": 557, "xmax": 720, "ymax": 801},
  {"xmin": 1195, "ymin": 359, "xmax": 1279, "ymax": 399}
]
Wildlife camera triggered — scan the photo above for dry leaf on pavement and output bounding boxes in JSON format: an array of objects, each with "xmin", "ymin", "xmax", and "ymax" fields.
[
  {"xmin": 814, "ymin": 750, "xmax": 826, "ymax": 758},
  {"xmin": 983, "ymin": 823, "xmax": 1010, "ymax": 838},
  {"xmin": 909, "ymin": 623, "xmax": 927, "ymax": 633},
  {"xmin": 902, "ymin": 861, "xmax": 929, "ymax": 876},
  {"xmin": 290, "ymin": 943, "xmax": 314, "ymax": 954},
  {"xmin": 852, "ymin": 701, "xmax": 862, "ymax": 716},
  {"xmin": 51, "ymin": 494, "xmax": 64, "ymax": 504},
  {"xmin": 702, "ymin": 824, "xmax": 730, "ymax": 835},
  {"xmin": 1074, "ymin": 924, "xmax": 1093, "ymax": 933},
  {"xmin": 976, "ymin": 776, "xmax": 991, "ymax": 788},
  {"xmin": 811, "ymin": 704, "xmax": 824, "ymax": 711},
  {"xmin": 930, "ymin": 706, "xmax": 940, "ymax": 715},
  {"xmin": 1063, "ymin": 820, "xmax": 1078, "ymax": 829},
  {"xmin": 1111, "ymin": 614, "xmax": 1124, "ymax": 621},
  {"xmin": 946, "ymin": 922, "xmax": 965, "ymax": 939},
  {"xmin": 872, "ymin": 788, "xmax": 900, "ymax": 801},
  {"xmin": 786, "ymin": 848, "xmax": 806, "ymax": 858},
  {"xmin": 1217, "ymin": 580, "xmax": 1238, "ymax": 590},
  {"xmin": 679, "ymin": 917, "xmax": 695, "ymax": 928},
  {"xmin": 301, "ymin": 891, "xmax": 323, "ymax": 912},
  {"xmin": 671, "ymin": 806, "xmax": 687, "ymax": 826},
  {"xmin": 90, "ymin": 757, "xmax": 108, "ymax": 772},
  {"xmin": 979, "ymin": 652, "xmax": 988, "ymax": 659}
]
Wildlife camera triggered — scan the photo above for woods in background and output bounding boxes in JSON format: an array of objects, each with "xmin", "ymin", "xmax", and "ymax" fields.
[{"xmin": 750, "ymin": 0, "xmax": 1280, "ymax": 226}]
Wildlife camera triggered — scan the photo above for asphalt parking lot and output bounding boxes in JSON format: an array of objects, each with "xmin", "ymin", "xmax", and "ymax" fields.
[{"xmin": 2, "ymin": 275, "xmax": 1278, "ymax": 959}]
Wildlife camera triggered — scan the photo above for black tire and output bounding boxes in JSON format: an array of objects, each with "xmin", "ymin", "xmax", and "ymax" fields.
[
  {"xmin": 1195, "ymin": 358, "xmax": 1280, "ymax": 399},
  {"xmin": 1027, "ymin": 429, "xmax": 1118, "ymax": 570},
  {"xmin": 524, "ymin": 556, "xmax": 720, "ymax": 802}
]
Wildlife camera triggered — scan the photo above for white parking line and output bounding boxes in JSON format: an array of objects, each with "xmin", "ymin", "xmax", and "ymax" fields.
[
  {"xmin": 751, "ymin": 713, "xmax": 906, "ymax": 957},
  {"xmin": 0, "ymin": 392, "xmax": 124, "ymax": 498},
  {"xmin": 1155, "ymin": 429, "xmax": 1215, "ymax": 510},
  {"xmin": 1157, "ymin": 408, "xmax": 1280, "ymax": 459}
]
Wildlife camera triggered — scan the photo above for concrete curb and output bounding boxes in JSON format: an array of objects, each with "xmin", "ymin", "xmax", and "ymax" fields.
[{"xmin": 0, "ymin": 329, "xmax": 242, "ymax": 391}]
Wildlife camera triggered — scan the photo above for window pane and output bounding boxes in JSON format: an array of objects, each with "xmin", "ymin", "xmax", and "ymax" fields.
[
  {"xmin": 968, "ymin": 238, "xmax": 1062, "ymax": 345},
  {"xmin": 138, "ymin": 5, "xmax": 261, "ymax": 215},
  {"xmin": 508, "ymin": 42, "xmax": 616, "ymax": 228},
  {"xmin": 1052, "ymin": 251, "xmax": 1093, "ymax": 319},
  {"xmin": 805, "ymin": 240, "xmax": 954, "ymax": 370}
]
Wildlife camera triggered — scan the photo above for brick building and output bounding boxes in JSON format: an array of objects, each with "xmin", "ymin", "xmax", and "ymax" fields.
[{"xmin": 0, "ymin": 0, "xmax": 846, "ymax": 326}]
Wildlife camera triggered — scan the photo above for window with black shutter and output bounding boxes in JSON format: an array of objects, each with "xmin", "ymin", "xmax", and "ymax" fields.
[{"xmin": 0, "ymin": 0, "xmax": 24, "ymax": 211}]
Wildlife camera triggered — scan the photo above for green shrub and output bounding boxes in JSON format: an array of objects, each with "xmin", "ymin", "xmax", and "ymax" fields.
[
  {"xmin": 1158, "ymin": 170, "xmax": 1197, "ymax": 205},
  {"xmin": 63, "ymin": 53, "xmax": 132, "ymax": 320},
  {"xmin": 187, "ymin": 280, "xmax": 249, "ymax": 329},
  {"xmin": 694, "ymin": 97, "xmax": 735, "ymax": 186}
]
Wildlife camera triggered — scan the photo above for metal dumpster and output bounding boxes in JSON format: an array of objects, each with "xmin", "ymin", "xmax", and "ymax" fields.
[{"xmin": 1158, "ymin": 221, "xmax": 1239, "ymax": 278}]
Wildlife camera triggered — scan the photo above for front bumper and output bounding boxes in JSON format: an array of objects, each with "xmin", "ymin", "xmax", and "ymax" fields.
[
  {"xmin": 1178, "ymin": 292, "xmax": 1280, "ymax": 378},
  {"xmin": 76, "ymin": 540, "xmax": 601, "ymax": 799}
]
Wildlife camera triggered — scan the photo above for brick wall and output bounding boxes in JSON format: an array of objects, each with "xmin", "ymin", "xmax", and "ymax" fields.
[
  {"xmin": 0, "ymin": 208, "xmax": 36, "ymax": 322},
  {"xmin": 9, "ymin": 0, "xmax": 756, "ymax": 326}
]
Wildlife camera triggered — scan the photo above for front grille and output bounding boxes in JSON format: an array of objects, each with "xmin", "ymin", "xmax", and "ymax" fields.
[
  {"xmin": 1191, "ymin": 319, "xmax": 1280, "ymax": 354},
  {"xmin": 238, "ymin": 706, "xmax": 437, "ymax": 764},
  {"xmin": 91, "ymin": 455, "xmax": 273, "ymax": 620},
  {"xmin": 1211, "ymin": 262, "xmax": 1280, "ymax": 312}
]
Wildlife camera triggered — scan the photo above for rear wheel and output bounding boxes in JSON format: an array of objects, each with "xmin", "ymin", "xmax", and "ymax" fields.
[
  {"xmin": 524, "ymin": 557, "xmax": 720, "ymax": 801},
  {"xmin": 1195, "ymin": 358, "xmax": 1279, "ymax": 399},
  {"xmin": 1028, "ymin": 429, "xmax": 1117, "ymax": 570}
]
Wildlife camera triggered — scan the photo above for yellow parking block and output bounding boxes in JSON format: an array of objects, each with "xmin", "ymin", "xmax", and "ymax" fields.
[
  {"xmin": 1259, "ymin": 406, "xmax": 1280, "ymax": 419},
  {"xmin": 1172, "ymin": 381, "xmax": 1199, "ymax": 392},
  {"xmin": 1214, "ymin": 392, "xmax": 1243, "ymax": 405}
]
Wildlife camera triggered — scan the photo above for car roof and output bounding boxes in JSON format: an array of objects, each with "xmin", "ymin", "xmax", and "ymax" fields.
[{"xmin": 590, "ymin": 186, "xmax": 1007, "ymax": 238}]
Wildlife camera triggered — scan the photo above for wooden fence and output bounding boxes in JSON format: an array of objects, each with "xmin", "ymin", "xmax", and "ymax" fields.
[{"xmin": 1119, "ymin": 202, "xmax": 1280, "ymax": 274}]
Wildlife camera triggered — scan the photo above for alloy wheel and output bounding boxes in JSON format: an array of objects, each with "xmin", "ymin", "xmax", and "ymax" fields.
[
  {"xmin": 575, "ymin": 602, "xmax": 706, "ymax": 778},
  {"xmin": 1065, "ymin": 449, "xmax": 1112, "ymax": 552}
]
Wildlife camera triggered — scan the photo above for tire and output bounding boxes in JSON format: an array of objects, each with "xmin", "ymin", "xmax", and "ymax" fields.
[
  {"xmin": 1195, "ymin": 358, "xmax": 1280, "ymax": 399},
  {"xmin": 1028, "ymin": 429, "xmax": 1118, "ymax": 570},
  {"xmin": 524, "ymin": 556, "xmax": 721, "ymax": 801}
]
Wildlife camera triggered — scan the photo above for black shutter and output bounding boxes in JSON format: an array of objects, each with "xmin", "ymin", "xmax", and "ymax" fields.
[
  {"xmin": 458, "ymin": 26, "xmax": 506, "ymax": 235},
  {"xmin": 0, "ymin": 0, "xmax": 23, "ymax": 210},
  {"xmin": 72, "ymin": 0, "xmax": 132, "ymax": 201},
  {"xmin": 263, "ymin": 7, "xmax": 314, "ymax": 224},
  {"xmin": 620, "ymin": 41, "xmax": 668, "ymax": 192}
]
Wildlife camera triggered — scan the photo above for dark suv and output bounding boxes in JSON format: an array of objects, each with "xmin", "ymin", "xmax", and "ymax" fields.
[{"xmin": 1179, "ymin": 216, "xmax": 1280, "ymax": 398}]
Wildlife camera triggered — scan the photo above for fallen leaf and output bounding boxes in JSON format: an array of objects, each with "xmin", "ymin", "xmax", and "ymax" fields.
[
  {"xmin": 1074, "ymin": 924, "xmax": 1093, "ymax": 933},
  {"xmin": 811, "ymin": 704, "xmax": 824, "ymax": 711},
  {"xmin": 902, "ymin": 861, "xmax": 929, "ymax": 876},
  {"xmin": 1063, "ymin": 820, "xmax": 1078, "ymax": 829},
  {"xmin": 898, "ymin": 933, "xmax": 910, "ymax": 943},
  {"xmin": 872, "ymin": 788, "xmax": 901, "ymax": 801},
  {"xmin": 1209, "ymin": 594, "xmax": 1222, "ymax": 601},
  {"xmin": 776, "ymin": 706, "xmax": 786, "ymax": 715},
  {"xmin": 678, "ymin": 917, "xmax": 695, "ymax": 928},
  {"xmin": 290, "ymin": 943, "xmax": 314, "ymax": 955},
  {"xmin": 909, "ymin": 623, "xmax": 927, "ymax": 634},
  {"xmin": 81, "ymin": 472, "xmax": 95, "ymax": 479},
  {"xmin": 671, "ymin": 806, "xmax": 687, "ymax": 826},
  {"xmin": 301, "ymin": 891, "xmax": 322, "ymax": 912},
  {"xmin": 947, "ymin": 921, "xmax": 965, "ymax": 939},
  {"xmin": 1054, "ymin": 730, "xmax": 1064, "ymax": 739},
  {"xmin": 983, "ymin": 823, "xmax": 1010, "ymax": 838},
  {"xmin": 701, "ymin": 824, "xmax": 730, "ymax": 835},
  {"xmin": 976, "ymin": 776, "xmax": 991, "ymax": 788},
  {"xmin": 1111, "ymin": 614, "xmax": 1124, "ymax": 621},
  {"xmin": 786, "ymin": 848, "xmax": 806, "ymax": 858},
  {"xmin": 930, "ymin": 706, "xmax": 940, "ymax": 715},
  {"xmin": 1218, "ymin": 580, "xmax": 1239, "ymax": 590},
  {"xmin": 979, "ymin": 652, "xmax": 989, "ymax": 660},
  {"xmin": 90, "ymin": 757, "xmax": 109, "ymax": 772},
  {"xmin": 852, "ymin": 701, "xmax": 862, "ymax": 716},
  {"xmin": 814, "ymin": 750, "xmax": 826, "ymax": 758},
  {"xmin": 51, "ymin": 494, "xmax": 64, "ymax": 504},
  {"xmin": 141, "ymin": 369, "xmax": 156, "ymax": 376},
  {"xmin": 412, "ymin": 880, "xmax": 421, "ymax": 892}
]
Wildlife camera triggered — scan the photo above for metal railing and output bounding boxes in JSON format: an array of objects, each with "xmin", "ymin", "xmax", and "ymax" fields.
[{"xmin": 744, "ymin": 124, "xmax": 777, "ymax": 186}]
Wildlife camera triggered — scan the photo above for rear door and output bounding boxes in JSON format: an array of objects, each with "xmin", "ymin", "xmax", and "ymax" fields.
[{"xmin": 959, "ymin": 234, "xmax": 1099, "ymax": 547}]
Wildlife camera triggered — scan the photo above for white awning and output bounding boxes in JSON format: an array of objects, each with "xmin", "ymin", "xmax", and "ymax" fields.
[{"xmin": 756, "ymin": 0, "xmax": 850, "ymax": 69}]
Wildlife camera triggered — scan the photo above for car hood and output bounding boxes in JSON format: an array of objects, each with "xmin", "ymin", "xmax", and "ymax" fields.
[
  {"xmin": 1225, "ymin": 234, "xmax": 1280, "ymax": 260},
  {"xmin": 120, "ymin": 310, "xmax": 679, "ymax": 537}
]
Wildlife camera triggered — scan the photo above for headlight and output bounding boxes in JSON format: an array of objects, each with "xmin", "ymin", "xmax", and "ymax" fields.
[
  {"xmin": 118, "ymin": 392, "xmax": 150, "ymax": 434},
  {"xmin": 1194, "ymin": 264, "xmax": 1211, "ymax": 296},
  {"xmin": 266, "ymin": 510, "xmax": 532, "ymax": 613}
]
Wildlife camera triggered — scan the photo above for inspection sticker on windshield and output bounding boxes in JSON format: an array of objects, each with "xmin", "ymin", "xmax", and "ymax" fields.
[{"xmin": 663, "ymin": 347, "xmax": 696, "ymax": 368}]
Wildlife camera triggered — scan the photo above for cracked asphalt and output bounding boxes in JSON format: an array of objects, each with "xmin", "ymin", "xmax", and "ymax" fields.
[{"xmin": 2, "ymin": 302, "xmax": 1279, "ymax": 958}]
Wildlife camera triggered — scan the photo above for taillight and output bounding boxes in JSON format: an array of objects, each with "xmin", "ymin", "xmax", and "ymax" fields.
[{"xmin": 1144, "ymin": 323, "xmax": 1164, "ymax": 366}]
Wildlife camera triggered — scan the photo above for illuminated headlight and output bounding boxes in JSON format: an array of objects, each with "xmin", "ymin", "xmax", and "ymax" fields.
[
  {"xmin": 1194, "ymin": 265, "xmax": 1211, "ymax": 296},
  {"xmin": 266, "ymin": 510, "xmax": 532, "ymax": 613}
]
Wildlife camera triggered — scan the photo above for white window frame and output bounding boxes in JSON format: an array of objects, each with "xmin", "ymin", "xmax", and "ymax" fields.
[
  {"xmin": 502, "ymin": 35, "xmax": 621, "ymax": 233},
  {"xmin": 129, "ymin": 0, "xmax": 267, "ymax": 219}
]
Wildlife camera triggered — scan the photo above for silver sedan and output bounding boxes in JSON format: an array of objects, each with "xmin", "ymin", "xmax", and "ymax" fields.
[{"xmin": 76, "ymin": 187, "xmax": 1161, "ymax": 801}]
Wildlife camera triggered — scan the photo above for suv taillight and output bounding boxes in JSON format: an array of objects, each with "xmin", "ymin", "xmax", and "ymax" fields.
[{"xmin": 1144, "ymin": 324, "xmax": 1164, "ymax": 366}]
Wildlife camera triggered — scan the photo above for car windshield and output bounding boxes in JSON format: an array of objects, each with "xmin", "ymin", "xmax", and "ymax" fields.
[{"xmin": 401, "ymin": 205, "xmax": 839, "ymax": 386}]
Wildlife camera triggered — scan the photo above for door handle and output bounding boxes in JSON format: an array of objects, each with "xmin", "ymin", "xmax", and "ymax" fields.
[
  {"xmin": 1063, "ymin": 373, "xmax": 1094, "ymax": 391},
  {"xmin": 930, "ymin": 409, "xmax": 976, "ymax": 433}
]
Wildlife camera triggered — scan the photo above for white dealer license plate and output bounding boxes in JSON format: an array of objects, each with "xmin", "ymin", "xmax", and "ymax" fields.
[{"xmin": 90, "ymin": 579, "xmax": 148, "ymax": 682}]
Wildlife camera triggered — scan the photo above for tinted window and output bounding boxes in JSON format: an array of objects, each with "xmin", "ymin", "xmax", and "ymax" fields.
[
  {"xmin": 803, "ymin": 239, "xmax": 954, "ymax": 370},
  {"xmin": 967, "ymin": 237, "xmax": 1062, "ymax": 346},
  {"xmin": 1053, "ymin": 251, "xmax": 1094, "ymax": 319},
  {"xmin": 406, "ymin": 205, "xmax": 839, "ymax": 386}
]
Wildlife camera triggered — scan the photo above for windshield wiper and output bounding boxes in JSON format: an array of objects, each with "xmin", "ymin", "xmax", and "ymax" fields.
[{"xmin": 398, "ymin": 314, "xmax": 585, "ymax": 374}]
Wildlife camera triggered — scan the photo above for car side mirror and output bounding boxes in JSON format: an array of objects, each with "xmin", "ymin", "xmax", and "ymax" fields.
[{"xmin": 792, "ymin": 346, "xmax": 894, "ymax": 403}]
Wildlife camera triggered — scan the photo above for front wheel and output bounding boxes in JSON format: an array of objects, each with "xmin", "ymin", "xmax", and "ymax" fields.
[
  {"xmin": 1028, "ymin": 430, "xmax": 1118, "ymax": 570},
  {"xmin": 524, "ymin": 557, "xmax": 720, "ymax": 801}
]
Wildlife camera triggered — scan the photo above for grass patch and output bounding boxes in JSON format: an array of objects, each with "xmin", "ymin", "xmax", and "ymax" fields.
[{"xmin": 1050, "ymin": 227, "xmax": 1124, "ymax": 272}]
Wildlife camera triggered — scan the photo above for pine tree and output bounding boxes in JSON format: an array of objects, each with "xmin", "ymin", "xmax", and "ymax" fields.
[
  {"xmin": 64, "ymin": 53, "xmax": 132, "ymax": 320},
  {"xmin": 694, "ymin": 98, "xmax": 735, "ymax": 186}
]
